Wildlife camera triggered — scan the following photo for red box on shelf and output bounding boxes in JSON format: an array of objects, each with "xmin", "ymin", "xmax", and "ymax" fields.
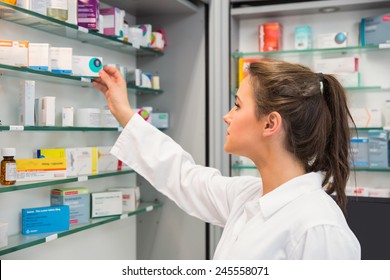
[{"xmin": 258, "ymin": 23, "xmax": 283, "ymax": 52}]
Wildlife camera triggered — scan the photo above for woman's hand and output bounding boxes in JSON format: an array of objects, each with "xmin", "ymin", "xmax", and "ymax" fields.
[{"xmin": 92, "ymin": 66, "xmax": 134, "ymax": 127}]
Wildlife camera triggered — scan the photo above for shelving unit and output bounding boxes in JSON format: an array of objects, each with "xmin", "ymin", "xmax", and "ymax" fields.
[
  {"xmin": 229, "ymin": 0, "xmax": 390, "ymax": 259},
  {"xmin": 0, "ymin": 201, "xmax": 162, "ymax": 256},
  {"xmin": 0, "ymin": 2, "xmax": 163, "ymax": 56}
]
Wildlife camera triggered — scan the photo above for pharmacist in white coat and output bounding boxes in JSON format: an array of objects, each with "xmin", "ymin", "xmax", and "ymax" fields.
[{"xmin": 93, "ymin": 59, "xmax": 361, "ymax": 260}]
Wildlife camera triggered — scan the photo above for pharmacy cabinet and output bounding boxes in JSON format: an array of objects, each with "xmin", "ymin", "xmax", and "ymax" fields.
[
  {"xmin": 229, "ymin": 0, "xmax": 390, "ymax": 259},
  {"xmin": 0, "ymin": 0, "xmax": 207, "ymax": 260}
]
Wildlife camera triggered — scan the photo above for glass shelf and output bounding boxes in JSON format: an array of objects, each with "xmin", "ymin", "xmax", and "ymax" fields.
[
  {"xmin": 0, "ymin": 2, "xmax": 163, "ymax": 57},
  {"xmin": 127, "ymin": 84, "xmax": 164, "ymax": 94},
  {"xmin": 0, "ymin": 201, "xmax": 162, "ymax": 256},
  {"xmin": 0, "ymin": 170, "xmax": 135, "ymax": 193},
  {"xmin": 232, "ymin": 164, "xmax": 390, "ymax": 173},
  {"xmin": 0, "ymin": 64, "xmax": 165, "ymax": 94},
  {"xmin": 232, "ymin": 45, "xmax": 388, "ymax": 58},
  {"xmin": 0, "ymin": 125, "xmax": 121, "ymax": 132}
]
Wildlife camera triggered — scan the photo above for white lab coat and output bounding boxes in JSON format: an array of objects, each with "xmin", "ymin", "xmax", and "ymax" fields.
[{"xmin": 111, "ymin": 114, "xmax": 361, "ymax": 260}]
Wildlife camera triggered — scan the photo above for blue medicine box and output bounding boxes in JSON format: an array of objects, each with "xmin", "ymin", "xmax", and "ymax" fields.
[{"xmin": 22, "ymin": 205, "xmax": 70, "ymax": 235}]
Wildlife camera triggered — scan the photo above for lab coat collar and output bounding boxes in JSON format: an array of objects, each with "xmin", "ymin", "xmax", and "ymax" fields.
[{"xmin": 258, "ymin": 172, "xmax": 323, "ymax": 219}]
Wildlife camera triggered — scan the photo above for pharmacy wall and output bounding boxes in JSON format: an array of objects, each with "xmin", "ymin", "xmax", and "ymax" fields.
[{"xmin": 0, "ymin": 0, "xmax": 207, "ymax": 260}]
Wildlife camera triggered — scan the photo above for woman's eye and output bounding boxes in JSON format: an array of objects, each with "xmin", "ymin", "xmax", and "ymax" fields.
[{"xmin": 234, "ymin": 102, "xmax": 240, "ymax": 110}]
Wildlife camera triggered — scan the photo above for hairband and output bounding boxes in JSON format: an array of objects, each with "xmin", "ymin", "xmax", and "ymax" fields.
[{"xmin": 317, "ymin": 72, "xmax": 324, "ymax": 95}]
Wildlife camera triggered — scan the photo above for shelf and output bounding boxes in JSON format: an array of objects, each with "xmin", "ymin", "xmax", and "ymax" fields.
[
  {"xmin": 0, "ymin": 125, "xmax": 121, "ymax": 132},
  {"xmin": 347, "ymin": 196, "xmax": 390, "ymax": 204},
  {"xmin": 127, "ymin": 84, "xmax": 164, "ymax": 95},
  {"xmin": 0, "ymin": 2, "xmax": 163, "ymax": 57},
  {"xmin": 0, "ymin": 64, "xmax": 165, "ymax": 94},
  {"xmin": 352, "ymin": 127, "xmax": 390, "ymax": 131},
  {"xmin": 232, "ymin": 164, "xmax": 390, "ymax": 172},
  {"xmin": 0, "ymin": 170, "xmax": 135, "ymax": 193},
  {"xmin": 232, "ymin": 45, "xmax": 389, "ymax": 59},
  {"xmin": 231, "ymin": 0, "xmax": 390, "ymax": 19},
  {"xmin": 0, "ymin": 201, "xmax": 162, "ymax": 256}
]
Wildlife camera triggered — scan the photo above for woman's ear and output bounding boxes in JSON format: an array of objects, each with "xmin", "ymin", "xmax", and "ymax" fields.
[{"xmin": 263, "ymin": 111, "xmax": 282, "ymax": 136}]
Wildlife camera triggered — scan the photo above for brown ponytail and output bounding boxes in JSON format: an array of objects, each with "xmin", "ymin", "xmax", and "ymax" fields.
[{"xmin": 248, "ymin": 59, "xmax": 354, "ymax": 214}]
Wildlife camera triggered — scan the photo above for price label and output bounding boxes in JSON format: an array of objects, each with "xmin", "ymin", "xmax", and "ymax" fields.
[
  {"xmin": 46, "ymin": 234, "xmax": 58, "ymax": 242},
  {"xmin": 146, "ymin": 206, "xmax": 154, "ymax": 212},
  {"xmin": 120, "ymin": 214, "xmax": 128, "ymax": 220},
  {"xmin": 78, "ymin": 26, "xmax": 89, "ymax": 33},
  {"xmin": 78, "ymin": 176, "xmax": 88, "ymax": 182},
  {"xmin": 81, "ymin": 77, "xmax": 91, "ymax": 83},
  {"xmin": 9, "ymin": 125, "xmax": 24, "ymax": 131}
]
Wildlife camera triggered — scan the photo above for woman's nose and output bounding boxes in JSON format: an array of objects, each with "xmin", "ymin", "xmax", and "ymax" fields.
[{"xmin": 223, "ymin": 110, "xmax": 232, "ymax": 125}]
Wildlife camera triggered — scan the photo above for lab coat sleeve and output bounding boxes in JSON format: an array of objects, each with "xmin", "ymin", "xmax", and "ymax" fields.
[
  {"xmin": 288, "ymin": 225, "xmax": 361, "ymax": 259},
  {"xmin": 110, "ymin": 114, "xmax": 236, "ymax": 227}
]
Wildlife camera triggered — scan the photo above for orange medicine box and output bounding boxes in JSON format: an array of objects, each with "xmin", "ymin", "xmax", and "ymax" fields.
[
  {"xmin": 238, "ymin": 58, "xmax": 262, "ymax": 86},
  {"xmin": 258, "ymin": 23, "xmax": 283, "ymax": 52}
]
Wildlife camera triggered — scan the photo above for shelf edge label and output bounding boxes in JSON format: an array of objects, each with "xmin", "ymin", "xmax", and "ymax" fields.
[
  {"xmin": 120, "ymin": 214, "xmax": 128, "ymax": 220},
  {"xmin": 78, "ymin": 176, "xmax": 88, "ymax": 182},
  {"xmin": 46, "ymin": 234, "xmax": 58, "ymax": 242},
  {"xmin": 146, "ymin": 206, "xmax": 154, "ymax": 212},
  {"xmin": 78, "ymin": 26, "xmax": 89, "ymax": 33},
  {"xmin": 9, "ymin": 125, "xmax": 24, "ymax": 131}
]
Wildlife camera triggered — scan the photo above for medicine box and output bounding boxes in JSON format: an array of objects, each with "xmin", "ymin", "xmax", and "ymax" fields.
[
  {"xmin": 368, "ymin": 130, "xmax": 389, "ymax": 168},
  {"xmin": 314, "ymin": 57, "xmax": 358, "ymax": 74},
  {"xmin": 0, "ymin": 40, "xmax": 28, "ymax": 67},
  {"xmin": 294, "ymin": 25, "xmax": 312, "ymax": 50},
  {"xmin": 50, "ymin": 47, "xmax": 72, "ymax": 74},
  {"xmin": 22, "ymin": 205, "xmax": 70, "ymax": 235},
  {"xmin": 16, "ymin": 157, "xmax": 67, "ymax": 181},
  {"xmin": 361, "ymin": 14, "xmax": 390, "ymax": 46},
  {"xmin": 317, "ymin": 32, "xmax": 348, "ymax": 48},
  {"xmin": 39, "ymin": 96, "xmax": 56, "ymax": 126},
  {"xmin": 97, "ymin": 146, "xmax": 120, "ymax": 172},
  {"xmin": 137, "ymin": 24, "xmax": 152, "ymax": 47},
  {"xmin": 108, "ymin": 187, "xmax": 140, "ymax": 212},
  {"xmin": 238, "ymin": 58, "xmax": 263, "ymax": 86},
  {"xmin": 66, "ymin": 147, "xmax": 98, "ymax": 176},
  {"xmin": 100, "ymin": 7, "xmax": 122, "ymax": 37},
  {"xmin": 77, "ymin": 0, "xmax": 100, "ymax": 30},
  {"xmin": 151, "ymin": 113, "xmax": 169, "ymax": 129},
  {"xmin": 350, "ymin": 107, "xmax": 381, "ymax": 128},
  {"xmin": 90, "ymin": 191, "xmax": 123, "ymax": 218},
  {"xmin": 72, "ymin": 56, "xmax": 103, "ymax": 77},
  {"xmin": 350, "ymin": 137, "xmax": 369, "ymax": 167},
  {"xmin": 19, "ymin": 80, "xmax": 35, "ymax": 126},
  {"xmin": 258, "ymin": 22, "xmax": 283, "ymax": 52},
  {"xmin": 28, "ymin": 43, "xmax": 51, "ymax": 71},
  {"xmin": 51, "ymin": 187, "xmax": 89, "ymax": 225}
]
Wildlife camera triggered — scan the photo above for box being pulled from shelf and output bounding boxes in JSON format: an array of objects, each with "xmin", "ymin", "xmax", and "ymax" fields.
[
  {"xmin": 51, "ymin": 187, "xmax": 89, "ymax": 225},
  {"xmin": 90, "ymin": 191, "xmax": 123, "ymax": 218},
  {"xmin": 72, "ymin": 56, "xmax": 103, "ymax": 77},
  {"xmin": 22, "ymin": 205, "xmax": 70, "ymax": 235},
  {"xmin": 16, "ymin": 157, "xmax": 67, "ymax": 182}
]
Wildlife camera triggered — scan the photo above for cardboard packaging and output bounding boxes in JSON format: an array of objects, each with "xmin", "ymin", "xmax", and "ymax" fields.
[
  {"xmin": 258, "ymin": 22, "xmax": 282, "ymax": 52},
  {"xmin": 50, "ymin": 47, "xmax": 72, "ymax": 74},
  {"xmin": 317, "ymin": 32, "xmax": 348, "ymax": 48},
  {"xmin": 238, "ymin": 58, "xmax": 262, "ymax": 86},
  {"xmin": 100, "ymin": 7, "xmax": 122, "ymax": 37},
  {"xmin": 361, "ymin": 14, "xmax": 390, "ymax": 46},
  {"xmin": 28, "ymin": 43, "xmax": 51, "ymax": 71},
  {"xmin": 108, "ymin": 187, "xmax": 140, "ymax": 212},
  {"xmin": 0, "ymin": 40, "xmax": 28, "ymax": 67},
  {"xmin": 22, "ymin": 205, "xmax": 70, "ymax": 235},
  {"xmin": 77, "ymin": 0, "xmax": 100, "ymax": 30},
  {"xmin": 350, "ymin": 137, "xmax": 369, "ymax": 167},
  {"xmin": 72, "ymin": 55, "xmax": 103, "ymax": 77},
  {"xmin": 294, "ymin": 25, "xmax": 312, "ymax": 50},
  {"xmin": 51, "ymin": 187, "xmax": 89, "ymax": 225},
  {"xmin": 350, "ymin": 107, "xmax": 381, "ymax": 128},
  {"xmin": 19, "ymin": 80, "xmax": 35, "ymax": 126},
  {"xmin": 91, "ymin": 191, "xmax": 122, "ymax": 218},
  {"xmin": 16, "ymin": 157, "xmax": 67, "ymax": 181},
  {"xmin": 368, "ymin": 130, "xmax": 389, "ymax": 168}
]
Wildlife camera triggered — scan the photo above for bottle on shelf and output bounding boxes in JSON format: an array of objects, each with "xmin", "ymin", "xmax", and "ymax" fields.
[
  {"xmin": 1, "ymin": 148, "xmax": 17, "ymax": 186},
  {"xmin": 47, "ymin": 0, "xmax": 68, "ymax": 21}
]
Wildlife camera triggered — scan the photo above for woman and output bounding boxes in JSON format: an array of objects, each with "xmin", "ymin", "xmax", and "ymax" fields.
[{"xmin": 92, "ymin": 59, "xmax": 361, "ymax": 259}]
